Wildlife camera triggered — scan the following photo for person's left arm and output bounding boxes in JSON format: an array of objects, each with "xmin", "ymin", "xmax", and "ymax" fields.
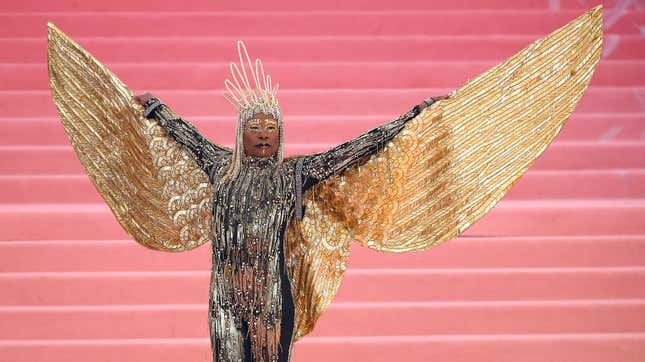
[{"xmin": 299, "ymin": 96, "xmax": 447, "ymax": 190}]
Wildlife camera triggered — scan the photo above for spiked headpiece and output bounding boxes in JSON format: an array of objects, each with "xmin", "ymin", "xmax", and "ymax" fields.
[{"xmin": 223, "ymin": 41, "xmax": 282, "ymax": 123}]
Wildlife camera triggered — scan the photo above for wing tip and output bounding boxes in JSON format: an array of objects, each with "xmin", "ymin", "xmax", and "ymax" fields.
[
  {"xmin": 46, "ymin": 22, "xmax": 60, "ymax": 86},
  {"xmin": 588, "ymin": 4, "xmax": 603, "ymax": 20},
  {"xmin": 587, "ymin": 4, "xmax": 604, "ymax": 60},
  {"xmin": 47, "ymin": 21, "xmax": 61, "ymax": 38},
  {"xmin": 588, "ymin": 4, "xmax": 603, "ymax": 28},
  {"xmin": 46, "ymin": 22, "xmax": 67, "ymax": 52},
  {"xmin": 47, "ymin": 22, "xmax": 78, "ymax": 49}
]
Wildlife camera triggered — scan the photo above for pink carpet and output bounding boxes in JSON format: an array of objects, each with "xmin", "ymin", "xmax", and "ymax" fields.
[{"xmin": 1, "ymin": 0, "xmax": 644, "ymax": 361}]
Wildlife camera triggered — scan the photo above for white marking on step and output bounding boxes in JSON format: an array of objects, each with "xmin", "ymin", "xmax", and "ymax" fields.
[
  {"xmin": 603, "ymin": 0, "xmax": 634, "ymax": 30},
  {"xmin": 634, "ymin": 88, "xmax": 645, "ymax": 113},
  {"xmin": 600, "ymin": 126, "xmax": 622, "ymax": 142},
  {"xmin": 549, "ymin": 0, "xmax": 561, "ymax": 11},
  {"xmin": 601, "ymin": 35, "xmax": 620, "ymax": 59}
]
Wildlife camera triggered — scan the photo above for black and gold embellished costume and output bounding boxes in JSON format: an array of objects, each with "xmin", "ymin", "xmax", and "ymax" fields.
[
  {"xmin": 142, "ymin": 99, "xmax": 420, "ymax": 361},
  {"xmin": 46, "ymin": 6, "xmax": 603, "ymax": 362}
]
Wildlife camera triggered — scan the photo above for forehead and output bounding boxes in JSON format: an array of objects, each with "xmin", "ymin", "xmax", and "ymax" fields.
[{"xmin": 250, "ymin": 112, "xmax": 277, "ymax": 121}]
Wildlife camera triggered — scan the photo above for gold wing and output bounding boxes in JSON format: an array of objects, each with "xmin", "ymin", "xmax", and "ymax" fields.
[
  {"xmin": 47, "ymin": 23, "xmax": 214, "ymax": 252},
  {"xmin": 285, "ymin": 6, "xmax": 603, "ymax": 339}
]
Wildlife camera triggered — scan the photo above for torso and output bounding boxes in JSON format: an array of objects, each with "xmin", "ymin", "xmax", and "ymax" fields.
[{"xmin": 209, "ymin": 156, "xmax": 296, "ymax": 323}]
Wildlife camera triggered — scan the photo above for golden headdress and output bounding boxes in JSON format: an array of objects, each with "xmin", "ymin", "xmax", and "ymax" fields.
[{"xmin": 223, "ymin": 40, "xmax": 282, "ymax": 123}]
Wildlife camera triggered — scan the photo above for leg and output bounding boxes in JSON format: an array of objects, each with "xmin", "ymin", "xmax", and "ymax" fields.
[
  {"xmin": 278, "ymin": 270, "xmax": 296, "ymax": 361},
  {"xmin": 240, "ymin": 318, "xmax": 254, "ymax": 362},
  {"xmin": 209, "ymin": 284, "xmax": 250, "ymax": 361}
]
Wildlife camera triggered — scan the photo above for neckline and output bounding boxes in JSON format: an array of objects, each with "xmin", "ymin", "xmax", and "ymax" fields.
[{"xmin": 242, "ymin": 154, "xmax": 278, "ymax": 167}]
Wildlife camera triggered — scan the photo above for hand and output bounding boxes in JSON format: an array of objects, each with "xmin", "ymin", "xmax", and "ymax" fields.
[{"xmin": 134, "ymin": 92, "xmax": 154, "ymax": 106}]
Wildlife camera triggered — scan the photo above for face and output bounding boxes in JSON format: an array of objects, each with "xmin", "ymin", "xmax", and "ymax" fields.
[{"xmin": 243, "ymin": 112, "xmax": 280, "ymax": 158}]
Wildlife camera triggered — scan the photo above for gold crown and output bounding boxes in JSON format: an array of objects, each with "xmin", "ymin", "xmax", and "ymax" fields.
[{"xmin": 223, "ymin": 41, "xmax": 281, "ymax": 121}]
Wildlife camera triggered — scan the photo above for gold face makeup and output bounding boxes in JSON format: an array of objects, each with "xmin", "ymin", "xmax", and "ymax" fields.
[{"xmin": 244, "ymin": 118, "xmax": 278, "ymax": 133}]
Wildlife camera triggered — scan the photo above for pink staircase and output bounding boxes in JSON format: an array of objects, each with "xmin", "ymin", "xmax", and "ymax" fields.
[{"xmin": 1, "ymin": 0, "xmax": 645, "ymax": 361}]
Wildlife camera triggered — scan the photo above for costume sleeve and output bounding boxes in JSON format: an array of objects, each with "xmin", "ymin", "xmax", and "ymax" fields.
[
  {"xmin": 300, "ymin": 102, "xmax": 428, "ymax": 190},
  {"xmin": 143, "ymin": 97, "xmax": 229, "ymax": 179}
]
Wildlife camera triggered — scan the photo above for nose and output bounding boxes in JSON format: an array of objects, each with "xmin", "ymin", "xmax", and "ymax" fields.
[{"xmin": 258, "ymin": 133, "xmax": 269, "ymax": 140}]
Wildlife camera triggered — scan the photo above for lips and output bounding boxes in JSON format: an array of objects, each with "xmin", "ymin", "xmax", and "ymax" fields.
[{"xmin": 255, "ymin": 143, "xmax": 271, "ymax": 149}]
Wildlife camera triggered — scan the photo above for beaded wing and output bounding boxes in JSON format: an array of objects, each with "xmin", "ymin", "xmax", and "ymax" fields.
[
  {"xmin": 285, "ymin": 6, "xmax": 603, "ymax": 339},
  {"xmin": 47, "ymin": 23, "xmax": 220, "ymax": 252}
]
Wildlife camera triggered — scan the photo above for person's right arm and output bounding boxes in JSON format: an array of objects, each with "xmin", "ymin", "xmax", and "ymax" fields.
[{"xmin": 135, "ymin": 92, "xmax": 230, "ymax": 178}]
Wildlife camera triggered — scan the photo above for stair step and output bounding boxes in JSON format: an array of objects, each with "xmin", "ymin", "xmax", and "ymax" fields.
[
  {"xmin": 1, "ymin": 235, "xmax": 644, "ymax": 272},
  {"xmin": 1, "ymin": 300, "xmax": 643, "ymax": 339},
  {"xmin": 1, "ymin": 143, "xmax": 643, "ymax": 175},
  {"xmin": 1, "ymin": 333, "xmax": 642, "ymax": 362},
  {"xmin": 2, "ymin": 88, "xmax": 642, "ymax": 118},
  {"xmin": 1, "ymin": 170, "xmax": 643, "ymax": 203},
  {"xmin": 2, "ymin": 114, "xmax": 643, "ymax": 146},
  {"xmin": 2, "ymin": 199, "xmax": 644, "ymax": 240},
  {"xmin": 3, "ymin": 11, "xmax": 641, "ymax": 38},
  {"xmin": 3, "ymin": 35, "xmax": 643, "ymax": 63},
  {"xmin": 0, "ymin": 0, "xmax": 614, "ymax": 12},
  {"xmin": 3, "ymin": 61, "xmax": 642, "ymax": 90},
  {"xmin": 1, "ymin": 267, "xmax": 644, "ymax": 305}
]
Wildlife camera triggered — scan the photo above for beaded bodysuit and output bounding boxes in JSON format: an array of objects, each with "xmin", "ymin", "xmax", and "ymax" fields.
[{"xmin": 146, "ymin": 102, "xmax": 420, "ymax": 361}]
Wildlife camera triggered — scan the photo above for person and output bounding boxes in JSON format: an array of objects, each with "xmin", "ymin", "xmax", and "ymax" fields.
[
  {"xmin": 133, "ymin": 41, "xmax": 449, "ymax": 360},
  {"xmin": 47, "ymin": 6, "xmax": 602, "ymax": 362}
]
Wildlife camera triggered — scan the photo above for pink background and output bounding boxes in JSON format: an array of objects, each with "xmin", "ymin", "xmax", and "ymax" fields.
[{"xmin": 1, "ymin": 0, "xmax": 644, "ymax": 361}]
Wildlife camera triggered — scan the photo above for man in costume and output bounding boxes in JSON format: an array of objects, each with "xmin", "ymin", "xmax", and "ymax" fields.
[
  {"xmin": 47, "ymin": 5, "xmax": 602, "ymax": 362},
  {"xmin": 133, "ymin": 41, "xmax": 448, "ymax": 361}
]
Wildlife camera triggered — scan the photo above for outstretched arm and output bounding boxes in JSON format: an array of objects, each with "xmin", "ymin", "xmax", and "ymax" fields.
[
  {"xmin": 299, "ymin": 95, "xmax": 448, "ymax": 190},
  {"xmin": 136, "ymin": 93, "xmax": 230, "ymax": 179}
]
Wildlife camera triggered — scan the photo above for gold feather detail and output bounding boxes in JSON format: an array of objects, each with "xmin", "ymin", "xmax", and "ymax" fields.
[{"xmin": 285, "ymin": 6, "xmax": 603, "ymax": 340}]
